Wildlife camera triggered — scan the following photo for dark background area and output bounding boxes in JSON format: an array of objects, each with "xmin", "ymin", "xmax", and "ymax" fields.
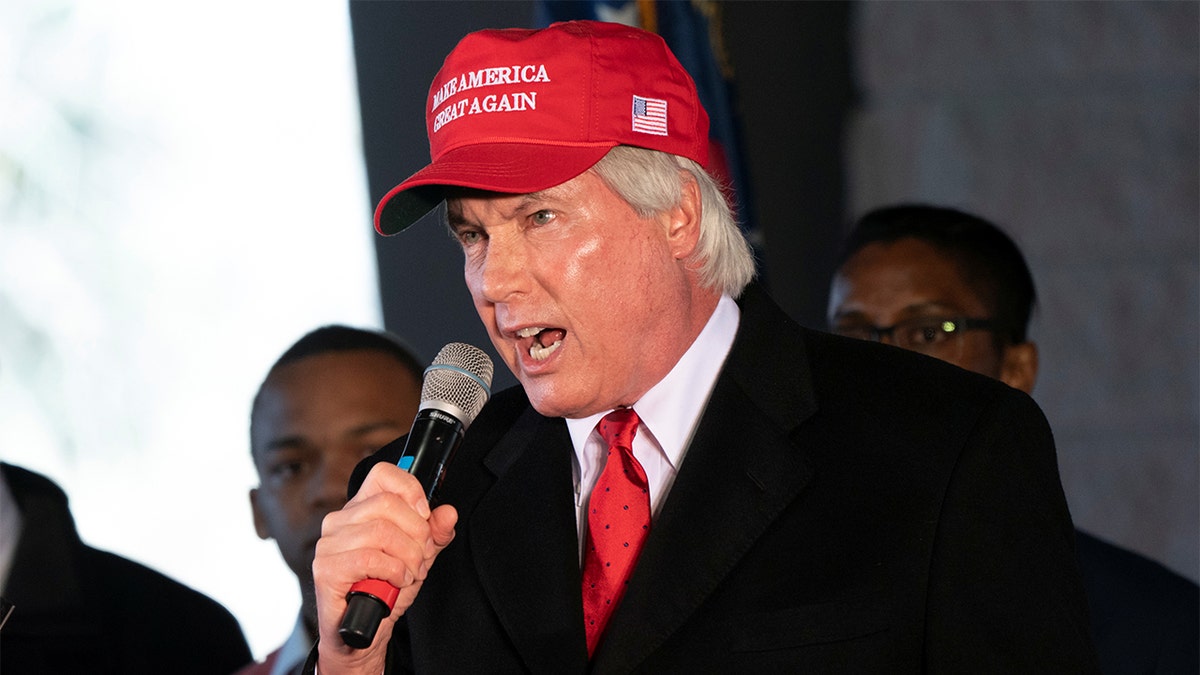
[{"xmin": 349, "ymin": 1, "xmax": 852, "ymax": 392}]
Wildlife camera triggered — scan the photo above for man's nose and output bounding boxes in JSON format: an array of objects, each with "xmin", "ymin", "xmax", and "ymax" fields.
[
  {"xmin": 476, "ymin": 233, "xmax": 528, "ymax": 303},
  {"xmin": 875, "ymin": 329, "xmax": 899, "ymax": 347},
  {"xmin": 313, "ymin": 457, "xmax": 355, "ymax": 509}
]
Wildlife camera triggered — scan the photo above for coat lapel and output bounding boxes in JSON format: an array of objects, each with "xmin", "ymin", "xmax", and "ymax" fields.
[
  {"xmin": 469, "ymin": 408, "xmax": 590, "ymax": 671},
  {"xmin": 591, "ymin": 286, "xmax": 820, "ymax": 672}
]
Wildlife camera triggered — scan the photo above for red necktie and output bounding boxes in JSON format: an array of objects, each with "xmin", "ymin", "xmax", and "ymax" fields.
[{"xmin": 582, "ymin": 407, "xmax": 649, "ymax": 656}]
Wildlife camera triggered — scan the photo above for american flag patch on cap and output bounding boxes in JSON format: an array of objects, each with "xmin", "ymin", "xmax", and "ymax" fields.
[{"xmin": 631, "ymin": 95, "xmax": 668, "ymax": 136}]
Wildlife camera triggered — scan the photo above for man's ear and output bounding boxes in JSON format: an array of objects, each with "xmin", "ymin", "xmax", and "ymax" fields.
[
  {"xmin": 999, "ymin": 341, "xmax": 1039, "ymax": 395},
  {"xmin": 666, "ymin": 172, "xmax": 702, "ymax": 261},
  {"xmin": 249, "ymin": 487, "xmax": 272, "ymax": 541}
]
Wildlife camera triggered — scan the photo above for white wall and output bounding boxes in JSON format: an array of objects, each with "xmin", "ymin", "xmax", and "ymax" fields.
[
  {"xmin": 849, "ymin": 0, "xmax": 1198, "ymax": 582},
  {"xmin": 0, "ymin": 0, "xmax": 381, "ymax": 658}
]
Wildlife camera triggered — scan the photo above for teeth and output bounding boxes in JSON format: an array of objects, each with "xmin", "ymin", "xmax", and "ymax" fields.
[
  {"xmin": 529, "ymin": 339, "xmax": 562, "ymax": 361},
  {"xmin": 515, "ymin": 326, "xmax": 561, "ymax": 361}
]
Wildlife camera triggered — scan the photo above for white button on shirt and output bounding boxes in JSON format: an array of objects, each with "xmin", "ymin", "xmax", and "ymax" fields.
[{"xmin": 566, "ymin": 294, "xmax": 740, "ymax": 562}]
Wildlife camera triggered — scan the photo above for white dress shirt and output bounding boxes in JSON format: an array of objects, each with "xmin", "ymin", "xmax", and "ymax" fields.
[
  {"xmin": 566, "ymin": 294, "xmax": 740, "ymax": 561},
  {"xmin": 270, "ymin": 614, "xmax": 314, "ymax": 675}
]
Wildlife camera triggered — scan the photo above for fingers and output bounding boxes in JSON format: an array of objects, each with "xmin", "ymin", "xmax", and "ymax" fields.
[
  {"xmin": 348, "ymin": 461, "xmax": 432, "ymax": 516},
  {"xmin": 311, "ymin": 463, "xmax": 458, "ymax": 669},
  {"xmin": 321, "ymin": 497, "xmax": 429, "ymax": 586},
  {"xmin": 428, "ymin": 504, "xmax": 458, "ymax": 551},
  {"xmin": 318, "ymin": 463, "xmax": 432, "ymax": 588},
  {"xmin": 419, "ymin": 504, "xmax": 458, "ymax": 579}
]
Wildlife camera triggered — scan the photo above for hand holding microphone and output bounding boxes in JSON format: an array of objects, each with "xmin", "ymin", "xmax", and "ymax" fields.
[{"xmin": 336, "ymin": 342, "xmax": 493, "ymax": 650}]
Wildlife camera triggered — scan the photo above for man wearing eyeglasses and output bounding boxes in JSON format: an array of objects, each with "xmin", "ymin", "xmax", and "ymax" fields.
[
  {"xmin": 827, "ymin": 205, "xmax": 1038, "ymax": 394},
  {"xmin": 827, "ymin": 203, "xmax": 1199, "ymax": 675}
]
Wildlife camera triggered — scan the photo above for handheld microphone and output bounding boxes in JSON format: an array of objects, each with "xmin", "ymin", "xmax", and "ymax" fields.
[{"xmin": 337, "ymin": 342, "xmax": 494, "ymax": 649}]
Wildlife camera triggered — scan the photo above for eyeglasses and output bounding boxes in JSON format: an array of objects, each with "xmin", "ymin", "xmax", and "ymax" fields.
[{"xmin": 832, "ymin": 316, "xmax": 1001, "ymax": 356}]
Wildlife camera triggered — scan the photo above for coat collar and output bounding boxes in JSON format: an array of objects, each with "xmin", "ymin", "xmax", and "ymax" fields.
[
  {"xmin": 473, "ymin": 407, "xmax": 590, "ymax": 671},
  {"xmin": 0, "ymin": 463, "xmax": 87, "ymax": 611}
]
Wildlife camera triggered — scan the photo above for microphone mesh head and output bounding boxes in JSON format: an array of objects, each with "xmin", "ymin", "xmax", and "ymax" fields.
[{"xmin": 421, "ymin": 342, "xmax": 494, "ymax": 426}]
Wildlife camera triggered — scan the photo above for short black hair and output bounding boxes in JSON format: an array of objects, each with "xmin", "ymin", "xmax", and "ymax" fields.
[
  {"xmin": 836, "ymin": 204, "xmax": 1036, "ymax": 344},
  {"xmin": 250, "ymin": 325, "xmax": 425, "ymax": 454},
  {"xmin": 269, "ymin": 325, "xmax": 425, "ymax": 379}
]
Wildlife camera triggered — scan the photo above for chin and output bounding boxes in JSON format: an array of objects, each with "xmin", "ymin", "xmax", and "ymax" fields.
[
  {"xmin": 522, "ymin": 387, "xmax": 560, "ymax": 417},
  {"xmin": 526, "ymin": 384, "xmax": 611, "ymax": 420},
  {"xmin": 522, "ymin": 383, "xmax": 576, "ymax": 419}
]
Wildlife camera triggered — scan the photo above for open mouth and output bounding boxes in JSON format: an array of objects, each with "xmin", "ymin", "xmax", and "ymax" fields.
[{"xmin": 516, "ymin": 326, "xmax": 566, "ymax": 361}]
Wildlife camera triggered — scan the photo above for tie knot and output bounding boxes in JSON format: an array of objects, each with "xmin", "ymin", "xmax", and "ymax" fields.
[{"xmin": 598, "ymin": 408, "xmax": 639, "ymax": 449}]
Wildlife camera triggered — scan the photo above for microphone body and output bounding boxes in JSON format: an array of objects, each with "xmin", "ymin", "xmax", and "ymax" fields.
[
  {"xmin": 337, "ymin": 343, "xmax": 493, "ymax": 650},
  {"xmin": 397, "ymin": 408, "xmax": 466, "ymax": 502}
]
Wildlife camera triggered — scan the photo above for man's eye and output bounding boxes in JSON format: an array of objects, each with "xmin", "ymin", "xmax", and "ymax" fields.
[
  {"xmin": 530, "ymin": 209, "xmax": 555, "ymax": 226},
  {"xmin": 457, "ymin": 229, "xmax": 483, "ymax": 246},
  {"xmin": 906, "ymin": 323, "xmax": 949, "ymax": 345},
  {"xmin": 268, "ymin": 461, "xmax": 304, "ymax": 481}
]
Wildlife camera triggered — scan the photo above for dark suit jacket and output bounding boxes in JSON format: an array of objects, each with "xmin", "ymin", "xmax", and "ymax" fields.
[
  {"xmin": 0, "ymin": 463, "xmax": 253, "ymax": 674},
  {"xmin": 1075, "ymin": 529, "xmax": 1200, "ymax": 674},
  {"xmin": 344, "ymin": 286, "xmax": 1098, "ymax": 673}
]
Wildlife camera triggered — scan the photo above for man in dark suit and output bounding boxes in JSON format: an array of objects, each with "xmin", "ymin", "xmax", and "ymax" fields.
[
  {"xmin": 0, "ymin": 462, "xmax": 252, "ymax": 674},
  {"xmin": 307, "ymin": 21, "xmax": 1099, "ymax": 673},
  {"xmin": 827, "ymin": 203, "xmax": 1200, "ymax": 674}
]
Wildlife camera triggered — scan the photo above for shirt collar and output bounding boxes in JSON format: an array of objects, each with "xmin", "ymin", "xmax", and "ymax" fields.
[
  {"xmin": 269, "ymin": 614, "xmax": 314, "ymax": 675},
  {"xmin": 565, "ymin": 293, "xmax": 740, "ymax": 468}
]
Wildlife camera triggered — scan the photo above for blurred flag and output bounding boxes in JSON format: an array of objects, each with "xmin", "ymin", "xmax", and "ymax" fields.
[{"xmin": 534, "ymin": 0, "xmax": 762, "ymax": 253}]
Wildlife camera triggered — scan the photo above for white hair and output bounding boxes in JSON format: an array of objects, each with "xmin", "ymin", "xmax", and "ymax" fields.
[{"xmin": 590, "ymin": 145, "xmax": 757, "ymax": 297}]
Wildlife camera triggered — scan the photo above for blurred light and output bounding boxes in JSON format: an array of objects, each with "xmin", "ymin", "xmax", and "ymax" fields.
[{"xmin": 0, "ymin": 0, "xmax": 380, "ymax": 659}]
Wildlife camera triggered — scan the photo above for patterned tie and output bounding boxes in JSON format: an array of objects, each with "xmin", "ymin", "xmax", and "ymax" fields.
[{"xmin": 582, "ymin": 407, "xmax": 649, "ymax": 656}]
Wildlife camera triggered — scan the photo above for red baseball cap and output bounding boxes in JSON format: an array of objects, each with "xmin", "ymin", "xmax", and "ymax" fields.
[{"xmin": 374, "ymin": 20, "xmax": 710, "ymax": 235}]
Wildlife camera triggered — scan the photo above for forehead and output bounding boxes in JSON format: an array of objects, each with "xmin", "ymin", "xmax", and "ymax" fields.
[
  {"xmin": 832, "ymin": 238, "xmax": 990, "ymax": 318},
  {"xmin": 254, "ymin": 352, "xmax": 419, "ymax": 429},
  {"xmin": 267, "ymin": 349, "xmax": 416, "ymax": 386},
  {"xmin": 445, "ymin": 170, "xmax": 609, "ymax": 222}
]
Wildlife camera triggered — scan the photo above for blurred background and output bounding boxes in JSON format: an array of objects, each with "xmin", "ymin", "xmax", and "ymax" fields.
[{"xmin": 2, "ymin": 0, "xmax": 1195, "ymax": 658}]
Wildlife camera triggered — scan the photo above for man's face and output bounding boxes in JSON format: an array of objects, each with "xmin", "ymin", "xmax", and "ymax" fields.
[
  {"xmin": 250, "ymin": 350, "xmax": 420, "ymax": 598},
  {"xmin": 827, "ymin": 237, "xmax": 1010, "ymax": 380},
  {"xmin": 448, "ymin": 169, "xmax": 705, "ymax": 419}
]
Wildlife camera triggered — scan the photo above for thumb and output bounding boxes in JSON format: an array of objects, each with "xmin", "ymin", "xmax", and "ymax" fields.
[{"xmin": 427, "ymin": 504, "xmax": 458, "ymax": 554}]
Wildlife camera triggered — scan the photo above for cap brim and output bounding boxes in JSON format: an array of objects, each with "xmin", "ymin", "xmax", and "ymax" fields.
[{"xmin": 374, "ymin": 142, "xmax": 616, "ymax": 235}]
